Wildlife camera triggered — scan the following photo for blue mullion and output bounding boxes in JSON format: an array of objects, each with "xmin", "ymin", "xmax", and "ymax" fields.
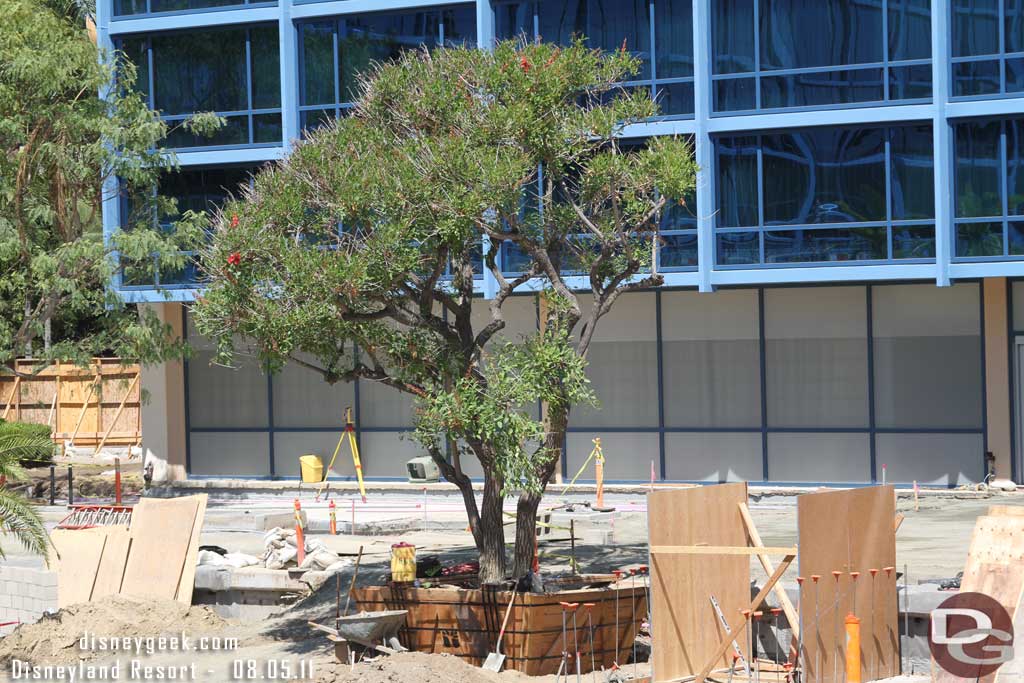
[
  {"xmin": 183, "ymin": 306, "xmax": 192, "ymax": 474},
  {"xmin": 753, "ymin": 0, "xmax": 761, "ymax": 110},
  {"xmin": 885, "ymin": 127, "xmax": 894, "ymax": 258},
  {"xmin": 246, "ymin": 28, "xmax": 255, "ymax": 145},
  {"xmin": 1004, "ymin": 120, "xmax": 1011, "ymax": 255},
  {"xmin": 655, "ymin": 289, "xmax": 665, "ymax": 480},
  {"xmin": 867, "ymin": 284, "xmax": 878, "ymax": 482},
  {"xmin": 883, "ymin": 0, "xmax": 890, "ymax": 102},
  {"xmin": 1001, "ymin": 0, "xmax": 1008, "ymax": 94},
  {"xmin": 649, "ymin": 0, "xmax": 657, "ymax": 107},
  {"xmin": 981, "ymin": 280, "xmax": 991, "ymax": 477},
  {"xmin": 756, "ymin": 139, "xmax": 765, "ymax": 264},
  {"xmin": 332, "ymin": 21, "xmax": 341, "ymax": 106},
  {"xmin": 758, "ymin": 287, "xmax": 769, "ymax": 481}
]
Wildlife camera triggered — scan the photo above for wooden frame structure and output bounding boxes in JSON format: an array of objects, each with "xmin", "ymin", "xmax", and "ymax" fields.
[{"xmin": 0, "ymin": 358, "xmax": 141, "ymax": 448}]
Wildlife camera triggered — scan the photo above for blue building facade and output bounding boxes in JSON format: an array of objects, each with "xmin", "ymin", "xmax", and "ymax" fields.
[{"xmin": 101, "ymin": 0, "xmax": 1024, "ymax": 486}]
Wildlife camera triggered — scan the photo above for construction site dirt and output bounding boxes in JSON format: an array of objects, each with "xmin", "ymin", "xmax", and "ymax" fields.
[{"xmin": 0, "ymin": 479, "xmax": 1017, "ymax": 683}]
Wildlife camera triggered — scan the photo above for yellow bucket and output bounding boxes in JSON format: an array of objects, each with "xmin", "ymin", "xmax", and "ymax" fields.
[
  {"xmin": 391, "ymin": 543, "xmax": 416, "ymax": 583},
  {"xmin": 299, "ymin": 455, "xmax": 324, "ymax": 483}
]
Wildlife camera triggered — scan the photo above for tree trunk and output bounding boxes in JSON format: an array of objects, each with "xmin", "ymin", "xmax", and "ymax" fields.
[
  {"xmin": 477, "ymin": 469, "xmax": 507, "ymax": 583},
  {"xmin": 511, "ymin": 401, "xmax": 568, "ymax": 577}
]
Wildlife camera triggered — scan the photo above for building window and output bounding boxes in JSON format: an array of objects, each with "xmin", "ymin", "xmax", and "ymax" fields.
[
  {"xmin": 298, "ymin": 5, "xmax": 477, "ymax": 131},
  {"xmin": 712, "ymin": 0, "xmax": 932, "ymax": 113},
  {"xmin": 113, "ymin": 0, "xmax": 275, "ymax": 18},
  {"xmin": 120, "ymin": 166, "xmax": 257, "ymax": 287},
  {"xmin": 952, "ymin": 0, "xmax": 1024, "ymax": 96},
  {"xmin": 494, "ymin": 0, "xmax": 694, "ymax": 118},
  {"xmin": 715, "ymin": 123, "xmax": 936, "ymax": 266},
  {"xmin": 117, "ymin": 26, "xmax": 281, "ymax": 149},
  {"xmin": 954, "ymin": 117, "xmax": 1024, "ymax": 258}
]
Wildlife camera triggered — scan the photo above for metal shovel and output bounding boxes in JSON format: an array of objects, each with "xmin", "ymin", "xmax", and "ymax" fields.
[{"xmin": 482, "ymin": 587, "xmax": 519, "ymax": 672}]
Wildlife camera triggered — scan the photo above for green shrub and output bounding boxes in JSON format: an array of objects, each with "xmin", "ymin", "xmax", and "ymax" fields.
[{"xmin": 0, "ymin": 421, "xmax": 54, "ymax": 464}]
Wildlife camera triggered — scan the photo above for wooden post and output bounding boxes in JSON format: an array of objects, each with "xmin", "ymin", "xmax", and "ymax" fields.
[
  {"xmin": 47, "ymin": 379, "xmax": 59, "ymax": 431},
  {"xmin": 94, "ymin": 373, "xmax": 139, "ymax": 455},
  {"xmin": 737, "ymin": 502, "xmax": 801, "ymax": 643},
  {"xmin": 69, "ymin": 373, "xmax": 101, "ymax": 446},
  {"xmin": 695, "ymin": 554, "xmax": 795, "ymax": 683},
  {"xmin": 2, "ymin": 376, "xmax": 21, "ymax": 420}
]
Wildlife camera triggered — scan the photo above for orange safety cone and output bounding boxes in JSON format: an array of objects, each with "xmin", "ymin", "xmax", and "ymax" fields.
[
  {"xmin": 329, "ymin": 499, "xmax": 337, "ymax": 535},
  {"xmin": 294, "ymin": 499, "xmax": 306, "ymax": 565}
]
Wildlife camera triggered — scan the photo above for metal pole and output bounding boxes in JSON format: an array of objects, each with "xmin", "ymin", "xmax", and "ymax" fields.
[
  {"xmin": 67, "ymin": 465, "xmax": 73, "ymax": 506},
  {"xmin": 114, "ymin": 457, "xmax": 122, "ymax": 506},
  {"xmin": 49, "ymin": 465, "xmax": 55, "ymax": 506}
]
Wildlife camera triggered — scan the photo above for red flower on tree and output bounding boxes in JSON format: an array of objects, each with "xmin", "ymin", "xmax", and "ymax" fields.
[
  {"xmin": 227, "ymin": 252, "xmax": 242, "ymax": 267},
  {"xmin": 230, "ymin": 214, "xmax": 240, "ymax": 228},
  {"xmin": 520, "ymin": 56, "xmax": 531, "ymax": 72}
]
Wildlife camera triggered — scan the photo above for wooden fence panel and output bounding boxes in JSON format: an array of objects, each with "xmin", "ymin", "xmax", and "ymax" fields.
[{"xmin": 0, "ymin": 359, "xmax": 141, "ymax": 447}]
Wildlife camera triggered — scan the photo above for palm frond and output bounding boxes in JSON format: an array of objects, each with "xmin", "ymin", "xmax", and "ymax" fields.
[
  {"xmin": 0, "ymin": 435, "xmax": 54, "ymax": 474},
  {"xmin": 0, "ymin": 488, "xmax": 49, "ymax": 559}
]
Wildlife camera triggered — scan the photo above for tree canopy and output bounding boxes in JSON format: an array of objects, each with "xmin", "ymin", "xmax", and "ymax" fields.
[
  {"xmin": 0, "ymin": 0, "xmax": 218, "ymax": 376},
  {"xmin": 195, "ymin": 40, "xmax": 697, "ymax": 582}
]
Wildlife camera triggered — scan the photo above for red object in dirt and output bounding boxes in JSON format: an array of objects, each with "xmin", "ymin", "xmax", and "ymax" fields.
[
  {"xmin": 441, "ymin": 561, "xmax": 479, "ymax": 577},
  {"xmin": 294, "ymin": 499, "xmax": 305, "ymax": 565}
]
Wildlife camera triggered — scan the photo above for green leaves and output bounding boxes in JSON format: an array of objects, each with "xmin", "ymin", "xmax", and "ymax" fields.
[
  {"xmin": 0, "ymin": 427, "xmax": 50, "ymax": 558},
  {"xmin": 195, "ymin": 39, "xmax": 696, "ymax": 500}
]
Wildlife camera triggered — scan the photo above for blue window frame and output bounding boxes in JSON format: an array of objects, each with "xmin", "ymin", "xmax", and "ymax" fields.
[
  {"xmin": 499, "ymin": 138, "xmax": 697, "ymax": 275},
  {"xmin": 119, "ymin": 166, "xmax": 258, "ymax": 288},
  {"xmin": 116, "ymin": 25, "xmax": 282, "ymax": 150},
  {"xmin": 954, "ymin": 116, "xmax": 1024, "ymax": 258},
  {"xmin": 712, "ymin": 0, "xmax": 932, "ymax": 114},
  {"xmin": 952, "ymin": 0, "xmax": 1024, "ymax": 97},
  {"xmin": 113, "ymin": 0, "xmax": 275, "ymax": 18},
  {"xmin": 494, "ymin": 0, "xmax": 695, "ymax": 118},
  {"xmin": 297, "ymin": 5, "xmax": 477, "ymax": 131},
  {"xmin": 715, "ymin": 123, "xmax": 936, "ymax": 266}
]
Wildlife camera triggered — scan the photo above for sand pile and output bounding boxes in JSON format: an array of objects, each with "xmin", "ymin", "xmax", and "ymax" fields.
[
  {"xmin": 0, "ymin": 596, "xmax": 228, "ymax": 666},
  {"xmin": 314, "ymin": 652, "xmax": 534, "ymax": 683}
]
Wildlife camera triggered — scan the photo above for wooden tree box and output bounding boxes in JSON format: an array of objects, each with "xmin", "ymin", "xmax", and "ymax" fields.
[{"xmin": 353, "ymin": 583, "xmax": 648, "ymax": 676}]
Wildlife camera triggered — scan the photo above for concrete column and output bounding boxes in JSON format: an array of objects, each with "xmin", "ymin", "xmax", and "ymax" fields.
[
  {"xmin": 983, "ymin": 277, "xmax": 1012, "ymax": 480},
  {"xmin": 140, "ymin": 302, "xmax": 188, "ymax": 482}
]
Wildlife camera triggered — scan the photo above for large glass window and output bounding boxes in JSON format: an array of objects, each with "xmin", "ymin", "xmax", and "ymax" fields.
[
  {"xmin": 952, "ymin": 0, "xmax": 1024, "ymax": 96},
  {"xmin": 114, "ymin": 0, "xmax": 274, "ymax": 17},
  {"xmin": 715, "ymin": 123, "xmax": 936, "ymax": 266},
  {"xmin": 495, "ymin": 0, "xmax": 695, "ymax": 117},
  {"xmin": 954, "ymin": 117, "xmax": 1024, "ymax": 258},
  {"xmin": 298, "ymin": 6, "xmax": 477, "ymax": 130},
  {"xmin": 120, "ymin": 166, "xmax": 257, "ymax": 288},
  {"xmin": 117, "ymin": 26, "xmax": 281, "ymax": 149},
  {"xmin": 713, "ymin": 0, "xmax": 932, "ymax": 113}
]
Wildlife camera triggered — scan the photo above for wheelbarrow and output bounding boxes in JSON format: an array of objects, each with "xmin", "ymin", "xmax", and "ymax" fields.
[{"xmin": 309, "ymin": 610, "xmax": 409, "ymax": 660}]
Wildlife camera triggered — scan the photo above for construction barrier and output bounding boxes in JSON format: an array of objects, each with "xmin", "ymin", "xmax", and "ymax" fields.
[{"xmin": 0, "ymin": 358, "xmax": 141, "ymax": 448}]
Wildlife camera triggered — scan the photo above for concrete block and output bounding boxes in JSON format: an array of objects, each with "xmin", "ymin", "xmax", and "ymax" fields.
[
  {"xmin": 37, "ymin": 571, "xmax": 57, "ymax": 587},
  {"xmin": 40, "ymin": 586, "xmax": 57, "ymax": 603},
  {"xmin": 0, "ymin": 594, "xmax": 11, "ymax": 608},
  {"xmin": 194, "ymin": 566, "xmax": 233, "ymax": 592},
  {"xmin": 228, "ymin": 568, "xmax": 307, "ymax": 592}
]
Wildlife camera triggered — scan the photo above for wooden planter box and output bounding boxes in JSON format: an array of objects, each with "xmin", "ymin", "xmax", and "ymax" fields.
[{"xmin": 353, "ymin": 583, "xmax": 647, "ymax": 676}]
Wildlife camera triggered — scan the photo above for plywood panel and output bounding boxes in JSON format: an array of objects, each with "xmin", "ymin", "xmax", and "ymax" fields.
[
  {"xmin": 92, "ymin": 526, "xmax": 131, "ymax": 599},
  {"xmin": 175, "ymin": 495, "xmax": 207, "ymax": 604},
  {"xmin": 648, "ymin": 483, "xmax": 750, "ymax": 683},
  {"xmin": 798, "ymin": 486, "xmax": 898, "ymax": 683},
  {"xmin": 49, "ymin": 528, "xmax": 107, "ymax": 607},
  {"xmin": 933, "ymin": 514, "xmax": 1024, "ymax": 683},
  {"xmin": 121, "ymin": 496, "xmax": 202, "ymax": 600}
]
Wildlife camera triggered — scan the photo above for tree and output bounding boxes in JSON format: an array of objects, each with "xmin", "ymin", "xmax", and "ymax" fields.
[
  {"xmin": 0, "ymin": 0, "xmax": 219, "ymax": 377},
  {"xmin": 0, "ymin": 428, "xmax": 51, "ymax": 557},
  {"xmin": 194, "ymin": 40, "xmax": 697, "ymax": 583}
]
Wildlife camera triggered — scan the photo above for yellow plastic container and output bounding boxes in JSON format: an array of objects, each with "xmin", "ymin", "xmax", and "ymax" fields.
[
  {"xmin": 299, "ymin": 455, "xmax": 324, "ymax": 483},
  {"xmin": 391, "ymin": 543, "xmax": 416, "ymax": 583}
]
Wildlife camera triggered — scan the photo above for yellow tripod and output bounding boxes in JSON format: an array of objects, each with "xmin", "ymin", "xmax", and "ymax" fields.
[{"xmin": 317, "ymin": 407, "xmax": 366, "ymax": 503}]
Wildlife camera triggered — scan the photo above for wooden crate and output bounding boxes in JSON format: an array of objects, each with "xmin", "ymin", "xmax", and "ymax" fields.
[
  {"xmin": 0, "ymin": 358, "xmax": 141, "ymax": 447},
  {"xmin": 354, "ymin": 583, "xmax": 648, "ymax": 676}
]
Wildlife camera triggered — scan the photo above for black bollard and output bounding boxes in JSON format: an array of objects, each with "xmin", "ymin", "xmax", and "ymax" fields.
[
  {"xmin": 49, "ymin": 465, "xmax": 55, "ymax": 506},
  {"xmin": 67, "ymin": 465, "xmax": 73, "ymax": 506}
]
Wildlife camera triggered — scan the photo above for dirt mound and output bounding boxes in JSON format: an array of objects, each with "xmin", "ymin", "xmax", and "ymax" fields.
[
  {"xmin": 314, "ymin": 652, "xmax": 533, "ymax": 683},
  {"xmin": 0, "ymin": 596, "xmax": 227, "ymax": 666}
]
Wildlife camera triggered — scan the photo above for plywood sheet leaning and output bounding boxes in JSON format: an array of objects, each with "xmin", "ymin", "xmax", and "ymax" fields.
[
  {"xmin": 648, "ymin": 482, "xmax": 750, "ymax": 683},
  {"xmin": 91, "ymin": 525, "xmax": 131, "ymax": 599},
  {"xmin": 798, "ymin": 486, "xmax": 898, "ymax": 683},
  {"xmin": 175, "ymin": 494, "xmax": 207, "ymax": 605},
  {"xmin": 120, "ymin": 495, "xmax": 206, "ymax": 601},
  {"xmin": 49, "ymin": 527, "xmax": 108, "ymax": 607},
  {"xmin": 933, "ymin": 510, "xmax": 1024, "ymax": 683}
]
